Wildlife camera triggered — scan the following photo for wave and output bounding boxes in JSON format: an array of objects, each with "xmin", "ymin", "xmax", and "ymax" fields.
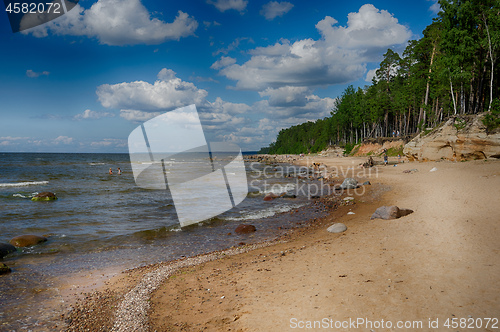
[
  {"xmin": 224, "ymin": 203, "xmax": 306, "ymax": 221},
  {"xmin": 0, "ymin": 181, "xmax": 48, "ymax": 188},
  {"xmin": 88, "ymin": 162, "xmax": 105, "ymax": 165}
]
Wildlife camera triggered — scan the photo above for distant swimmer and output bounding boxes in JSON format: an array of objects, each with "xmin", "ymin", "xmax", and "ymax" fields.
[
  {"xmin": 117, "ymin": 168, "xmax": 122, "ymax": 175},
  {"xmin": 109, "ymin": 168, "xmax": 113, "ymax": 175}
]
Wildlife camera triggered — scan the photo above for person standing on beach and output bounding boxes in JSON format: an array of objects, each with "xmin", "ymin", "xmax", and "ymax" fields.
[
  {"xmin": 109, "ymin": 168, "xmax": 113, "ymax": 175},
  {"xmin": 117, "ymin": 168, "xmax": 122, "ymax": 175},
  {"xmin": 383, "ymin": 149, "xmax": 388, "ymax": 166}
]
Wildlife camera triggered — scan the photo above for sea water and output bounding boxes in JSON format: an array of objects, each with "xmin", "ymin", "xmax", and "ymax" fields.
[{"xmin": 0, "ymin": 152, "xmax": 326, "ymax": 329}]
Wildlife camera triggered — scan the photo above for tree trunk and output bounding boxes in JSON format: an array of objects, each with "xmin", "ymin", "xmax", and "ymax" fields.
[
  {"xmin": 460, "ymin": 71, "xmax": 465, "ymax": 114},
  {"xmin": 406, "ymin": 107, "xmax": 411, "ymax": 135},
  {"xmin": 424, "ymin": 44, "xmax": 436, "ymax": 107},
  {"xmin": 450, "ymin": 76, "xmax": 458, "ymax": 115},
  {"xmin": 476, "ymin": 64, "xmax": 486, "ymax": 113},
  {"xmin": 483, "ymin": 13, "xmax": 495, "ymax": 112}
]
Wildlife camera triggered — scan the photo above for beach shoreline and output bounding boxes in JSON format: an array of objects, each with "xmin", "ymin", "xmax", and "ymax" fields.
[{"xmin": 62, "ymin": 156, "xmax": 499, "ymax": 331}]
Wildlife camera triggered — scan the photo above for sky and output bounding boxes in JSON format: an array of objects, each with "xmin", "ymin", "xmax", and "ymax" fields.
[{"xmin": 0, "ymin": 0, "xmax": 440, "ymax": 153}]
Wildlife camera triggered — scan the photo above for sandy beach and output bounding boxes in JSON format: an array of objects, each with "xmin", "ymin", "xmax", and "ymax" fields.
[{"xmin": 64, "ymin": 157, "xmax": 500, "ymax": 331}]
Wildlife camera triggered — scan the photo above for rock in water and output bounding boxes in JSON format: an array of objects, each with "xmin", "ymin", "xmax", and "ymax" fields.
[
  {"xmin": 327, "ymin": 223, "xmax": 347, "ymax": 233},
  {"xmin": 0, "ymin": 263, "xmax": 11, "ymax": 274},
  {"xmin": 263, "ymin": 193, "xmax": 278, "ymax": 201},
  {"xmin": 0, "ymin": 243, "xmax": 16, "ymax": 258},
  {"xmin": 32, "ymin": 192, "xmax": 57, "ymax": 201},
  {"xmin": 371, "ymin": 206, "xmax": 414, "ymax": 220},
  {"xmin": 9, "ymin": 235, "xmax": 47, "ymax": 247},
  {"xmin": 340, "ymin": 178, "xmax": 358, "ymax": 189},
  {"xmin": 235, "ymin": 225, "xmax": 257, "ymax": 234}
]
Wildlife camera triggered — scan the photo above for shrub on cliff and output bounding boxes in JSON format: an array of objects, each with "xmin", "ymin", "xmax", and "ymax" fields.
[{"xmin": 482, "ymin": 99, "xmax": 500, "ymax": 133}]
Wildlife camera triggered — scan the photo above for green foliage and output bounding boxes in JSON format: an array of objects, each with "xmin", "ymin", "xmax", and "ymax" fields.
[
  {"xmin": 344, "ymin": 143, "xmax": 358, "ymax": 156},
  {"xmin": 387, "ymin": 146, "xmax": 404, "ymax": 157},
  {"xmin": 261, "ymin": 1, "xmax": 499, "ymax": 154},
  {"xmin": 482, "ymin": 99, "xmax": 500, "ymax": 132},
  {"xmin": 258, "ymin": 146, "xmax": 271, "ymax": 154},
  {"xmin": 453, "ymin": 117, "xmax": 467, "ymax": 131}
]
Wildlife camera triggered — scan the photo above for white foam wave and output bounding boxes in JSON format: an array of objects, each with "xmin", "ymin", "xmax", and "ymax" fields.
[
  {"xmin": 225, "ymin": 203, "xmax": 306, "ymax": 221},
  {"xmin": 0, "ymin": 181, "xmax": 48, "ymax": 188},
  {"xmin": 89, "ymin": 162, "xmax": 105, "ymax": 165}
]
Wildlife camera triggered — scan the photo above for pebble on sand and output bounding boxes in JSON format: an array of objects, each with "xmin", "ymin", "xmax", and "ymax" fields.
[
  {"xmin": 235, "ymin": 225, "xmax": 257, "ymax": 234},
  {"xmin": 370, "ymin": 206, "xmax": 413, "ymax": 220},
  {"xmin": 340, "ymin": 178, "xmax": 358, "ymax": 189},
  {"xmin": 327, "ymin": 223, "xmax": 347, "ymax": 233}
]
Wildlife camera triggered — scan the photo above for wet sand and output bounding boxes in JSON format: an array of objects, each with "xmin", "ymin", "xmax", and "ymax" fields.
[{"xmin": 64, "ymin": 157, "xmax": 500, "ymax": 331}]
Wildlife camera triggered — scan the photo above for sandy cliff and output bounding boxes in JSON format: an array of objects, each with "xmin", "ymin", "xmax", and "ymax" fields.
[{"xmin": 404, "ymin": 113, "xmax": 500, "ymax": 161}]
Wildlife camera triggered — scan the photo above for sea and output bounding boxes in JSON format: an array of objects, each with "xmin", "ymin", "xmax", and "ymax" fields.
[{"xmin": 0, "ymin": 152, "xmax": 328, "ymax": 330}]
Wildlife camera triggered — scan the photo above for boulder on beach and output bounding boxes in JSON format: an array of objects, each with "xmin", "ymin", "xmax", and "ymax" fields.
[
  {"xmin": 281, "ymin": 193, "xmax": 297, "ymax": 199},
  {"xmin": 0, "ymin": 263, "xmax": 11, "ymax": 275},
  {"xmin": 340, "ymin": 178, "xmax": 358, "ymax": 189},
  {"xmin": 31, "ymin": 192, "xmax": 57, "ymax": 201},
  {"xmin": 263, "ymin": 193, "xmax": 278, "ymax": 201},
  {"xmin": 0, "ymin": 243, "xmax": 16, "ymax": 258},
  {"xmin": 235, "ymin": 224, "xmax": 257, "ymax": 234},
  {"xmin": 327, "ymin": 223, "xmax": 347, "ymax": 233},
  {"xmin": 370, "ymin": 206, "xmax": 413, "ymax": 220},
  {"xmin": 9, "ymin": 235, "xmax": 47, "ymax": 247}
]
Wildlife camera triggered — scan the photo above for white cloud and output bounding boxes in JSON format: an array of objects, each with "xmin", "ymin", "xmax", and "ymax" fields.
[
  {"xmin": 206, "ymin": 97, "xmax": 251, "ymax": 115},
  {"xmin": 429, "ymin": 0, "xmax": 441, "ymax": 14},
  {"xmin": 26, "ymin": 69, "xmax": 49, "ymax": 78},
  {"xmin": 120, "ymin": 110, "xmax": 161, "ymax": 122},
  {"xmin": 90, "ymin": 138, "xmax": 127, "ymax": 147},
  {"xmin": 316, "ymin": 5, "xmax": 411, "ymax": 49},
  {"xmin": 207, "ymin": 0, "xmax": 247, "ymax": 12},
  {"xmin": 253, "ymin": 95, "xmax": 336, "ymax": 119},
  {"xmin": 0, "ymin": 136, "xmax": 30, "ymax": 141},
  {"xmin": 213, "ymin": 37, "xmax": 254, "ymax": 56},
  {"xmin": 260, "ymin": 1, "xmax": 294, "ymax": 20},
  {"xmin": 217, "ymin": 4, "xmax": 412, "ymax": 90},
  {"xmin": 203, "ymin": 20, "xmax": 221, "ymax": 29},
  {"xmin": 0, "ymin": 136, "xmax": 28, "ymax": 147},
  {"xmin": 22, "ymin": 0, "xmax": 198, "ymax": 46},
  {"xmin": 157, "ymin": 68, "xmax": 177, "ymax": 81},
  {"xmin": 259, "ymin": 86, "xmax": 312, "ymax": 107},
  {"xmin": 99, "ymin": 69, "xmax": 337, "ymax": 151},
  {"xmin": 54, "ymin": 136, "xmax": 73, "ymax": 144},
  {"xmin": 365, "ymin": 68, "xmax": 378, "ymax": 82},
  {"xmin": 97, "ymin": 69, "xmax": 208, "ymax": 111},
  {"xmin": 210, "ymin": 56, "xmax": 237, "ymax": 70},
  {"xmin": 74, "ymin": 109, "xmax": 115, "ymax": 120}
]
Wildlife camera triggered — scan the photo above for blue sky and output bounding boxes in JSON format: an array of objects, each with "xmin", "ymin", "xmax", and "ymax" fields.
[{"xmin": 0, "ymin": 0, "xmax": 439, "ymax": 153}]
